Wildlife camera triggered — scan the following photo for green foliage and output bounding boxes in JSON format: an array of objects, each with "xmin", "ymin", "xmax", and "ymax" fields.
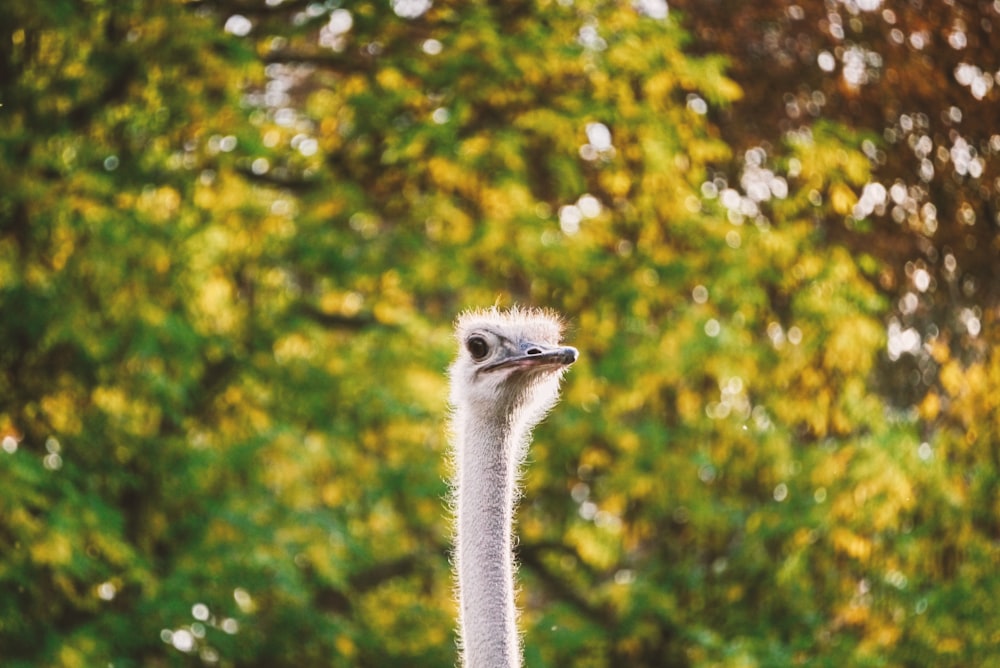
[{"xmin": 2, "ymin": 1, "xmax": 998, "ymax": 667}]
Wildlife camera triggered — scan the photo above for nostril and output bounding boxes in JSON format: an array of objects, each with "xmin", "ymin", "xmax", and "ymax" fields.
[{"xmin": 526, "ymin": 347, "xmax": 542, "ymax": 355}]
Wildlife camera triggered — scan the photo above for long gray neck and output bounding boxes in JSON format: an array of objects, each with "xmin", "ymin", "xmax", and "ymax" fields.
[{"xmin": 454, "ymin": 405, "xmax": 528, "ymax": 668}]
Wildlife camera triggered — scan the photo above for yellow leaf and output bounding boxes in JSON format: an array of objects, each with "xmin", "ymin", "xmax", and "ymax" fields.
[
  {"xmin": 30, "ymin": 532, "xmax": 73, "ymax": 566},
  {"xmin": 929, "ymin": 339, "xmax": 950, "ymax": 364},
  {"xmin": 939, "ymin": 360, "xmax": 964, "ymax": 398},
  {"xmin": 831, "ymin": 527, "xmax": 871, "ymax": 561},
  {"xmin": 829, "ymin": 182, "xmax": 857, "ymax": 215},
  {"xmin": 919, "ymin": 392, "xmax": 940, "ymax": 421}
]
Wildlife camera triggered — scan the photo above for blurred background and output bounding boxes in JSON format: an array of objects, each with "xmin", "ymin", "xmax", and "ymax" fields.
[{"xmin": 2, "ymin": 0, "xmax": 999, "ymax": 665}]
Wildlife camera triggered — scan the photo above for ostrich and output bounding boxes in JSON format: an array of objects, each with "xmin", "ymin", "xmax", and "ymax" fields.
[{"xmin": 448, "ymin": 306, "xmax": 578, "ymax": 668}]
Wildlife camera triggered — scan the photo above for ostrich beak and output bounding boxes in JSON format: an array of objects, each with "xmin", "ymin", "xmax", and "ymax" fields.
[{"xmin": 485, "ymin": 342, "xmax": 578, "ymax": 372}]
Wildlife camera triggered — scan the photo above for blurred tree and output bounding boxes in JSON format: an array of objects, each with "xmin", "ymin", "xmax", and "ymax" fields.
[
  {"xmin": 1, "ymin": 0, "xmax": 998, "ymax": 667},
  {"xmin": 672, "ymin": 0, "xmax": 1000, "ymax": 401},
  {"xmin": 667, "ymin": 1, "xmax": 1000, "ymax": 663}
]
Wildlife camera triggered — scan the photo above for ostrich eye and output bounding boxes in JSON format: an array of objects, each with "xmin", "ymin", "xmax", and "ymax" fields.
[{"xmin": 466, "ymin": 335, "xmax": 489, "ymax": 361}]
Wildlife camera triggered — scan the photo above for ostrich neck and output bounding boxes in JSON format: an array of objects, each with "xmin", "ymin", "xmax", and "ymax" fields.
[{"xmin": 455, "ymin": 406, "xmax": 530, "ymax": 668}]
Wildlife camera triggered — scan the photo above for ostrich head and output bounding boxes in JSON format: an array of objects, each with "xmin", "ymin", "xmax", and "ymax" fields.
[{"xmin": 449, "ymin": 307, "xmax": 578, "ymax": 427}]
